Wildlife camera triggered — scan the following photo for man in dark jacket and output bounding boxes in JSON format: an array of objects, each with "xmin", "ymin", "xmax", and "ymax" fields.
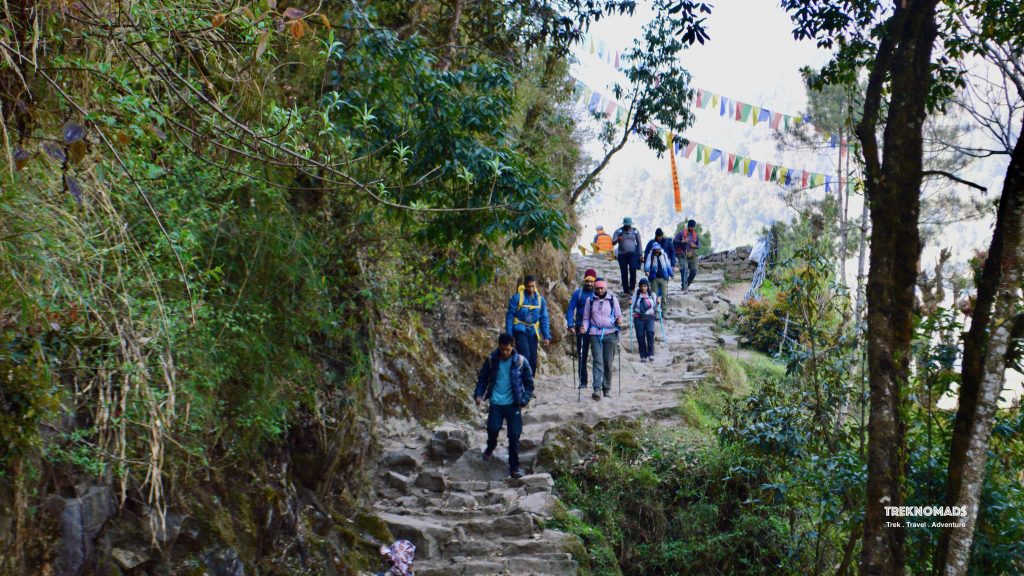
[
  {"xmin": 566, "ymin": 268, "xmax": 597, "ymax": 390},
  {"xmin": 674, "ymin": 219, "xmax": 701, "ymax": 290},
  {"xmin": 474, "ymin": 333, "xmax": 534, "ymax": 479},
  {"xmin": 611, "ymin": 217, "xmax": 642, "ymax": 295}
]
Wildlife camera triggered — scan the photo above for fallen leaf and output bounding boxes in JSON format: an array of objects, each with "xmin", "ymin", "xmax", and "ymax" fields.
[
  {"xmin": 267, "ymin": 0, "xmax": 276, "ymax": 9},
  {"xmin": 289, "ymin": 19, "xmax": 305, "ymax": 40},
  {"xmin": 212, "ymin": 13, "xmax": 227, "ymax": 27},
  {"xmin": 255, "ymin": 30, "xmax": 270, "ymax": 58},
  {"xmin": 284, "ymin": 7, "xmax": 305, "ymax": 19},
  {"xmin": 117, "ymin": 132, "xmax": 130, "ymax": 145},
  {"xmin": 69, "ymin": 140, "xmax": 87, "ymax": 164},
  {"xmin": 63, "ymin": 122, "xmax": 86, "ymax": 143},
  {"xmin": 43, "ymin": 142, "xmax": 66, "ymax": 163},
  {"xmin": 66, "ymin": 175, "xmax": 83, "ymax": 204},
  {"xmin": 13, "ymin": 147, "xmax": 30, "ymax": 170},
  {"xmin": 319, "ymin": 14, "xmax": 330, "ymax": 28}
]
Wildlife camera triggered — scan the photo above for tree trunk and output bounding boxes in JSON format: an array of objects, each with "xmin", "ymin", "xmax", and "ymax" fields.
[
  {"xmin": 437, "ymin": 0, "xmax": 464, "ymax": 72},
  {"xmin": 857, "ymin": 2, "xmax": 940, "ymax": 575},
  {"xmin": 937, "ymin": 113, "xmax": 1024, "ymax": 576}
]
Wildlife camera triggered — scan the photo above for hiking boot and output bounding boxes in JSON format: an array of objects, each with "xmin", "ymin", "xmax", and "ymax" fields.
[
  {"xmin": 510, "ymin": 468, "xmax": 526, "ymax": 479},
  {"xmin": 592, "ymin": 392, "xmax": 601, "ymax": 401},
  {"xmin": 481, "ymin": 449, "xmax": 493, "ymax": 462},
  {"xmin": 603, "ymin": 390, "xmax": 611, "ymax": 398}
]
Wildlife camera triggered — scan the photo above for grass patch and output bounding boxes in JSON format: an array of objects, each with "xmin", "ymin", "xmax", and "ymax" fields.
[{"xmin": 676, "ymin": 350, "xmax": 754, "ymax": 436}]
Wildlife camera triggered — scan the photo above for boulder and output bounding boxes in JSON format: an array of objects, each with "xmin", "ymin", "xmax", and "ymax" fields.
[
  {"xmin": 516, "ymin": 492, "xmax": 557, "ymax": 516},
  {"xmin": 385, "ymin": 471, "xmax": 413, "ymax": 492},
  {"xmin": 380, "ymin": 450, "xmax": 421, "ymax": 475},
  {"xmin": 55, "ymin": 485, "xmax": 115, "ymax": 576},
  {"xmin": 414, "ymin": 470, "xmax": 447, "ymax": 493},
  {"xmin": 377, "ymin": 512, "xmax": 453, "ymax": 559},
  {"xmin": 447, "ymin": 448, "xmax": 510, "ymax": 482},
  {"xmin": 428, "ymin": 426, "xmax": 471, "ymax": 461}
]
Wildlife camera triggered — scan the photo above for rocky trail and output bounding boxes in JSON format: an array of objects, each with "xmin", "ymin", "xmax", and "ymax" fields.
[{"xmin": 368, "ymin": 253, "xmax": 739, "ymax": 576}]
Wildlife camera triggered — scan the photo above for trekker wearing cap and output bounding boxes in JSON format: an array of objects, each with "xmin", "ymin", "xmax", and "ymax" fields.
[
  {"xmin": 474, "ymin": 333, "xmax": 533, "ymax": 479},
  {"xmin": 580, "ymin": 278, "xmax": 623, "ymax": 400},
  {"xmin": 643, "ymin": 241, "xmax": 673, "ymax": 309},
  {"xmin": 611, "ymin": 217, "xmax": 642, "ymax": 295},
  {"xmin": 591, "ymin": 226, "xmax": 613, "ymax": 255},
  {"xmin": 566, "ymin": 269, "xmax": 597, "ymax": 390},
  {"xmin": 505, "ymin": 275, "xmax": 551, "ymax": 378},
  {"xmin": 674, "ymin": 219, "xmax": 701, "ymax": 290},
  {"xmin": 631, "ymin": 278, "xmax": 659, "ymax": 362}
]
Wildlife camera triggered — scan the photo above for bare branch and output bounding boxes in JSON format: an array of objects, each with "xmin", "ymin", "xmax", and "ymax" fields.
[{"xmin": 922, "ymin": 170, "xmax": 988, "ymax": 193}]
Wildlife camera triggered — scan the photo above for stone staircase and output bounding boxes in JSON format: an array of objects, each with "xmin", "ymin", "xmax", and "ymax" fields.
[{"xmin": 368, "ymin": 254, "xmax": 735, "ymax": 575}]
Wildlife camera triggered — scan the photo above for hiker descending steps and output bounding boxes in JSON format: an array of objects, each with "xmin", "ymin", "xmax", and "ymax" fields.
[
  {"xmin": 474, "ymin": 333, "xmax": 533, "ymax": 479},
  {"xmin": 504, "ymin": 275, "xmax": 551, "ymax": 378},
  {"xmin": 644, "ymin": 228, "xmax": 677, "ymax": 273},
  {"xmin": 674, "ymin": 219, "xmax": 701, "ymax": 291},
  {"xmin": 566, "ymin": 268, "xmax": 597, "ymax": 391},
  {"xmin": 643, "ymin": 240, "xmax": 674, "ymax": 312},
  {"xmin": 630, "ymin": 278, "xmax": 660, "ymax": 363},
  {"xmin": 611, "ymin": 217, "xmax": 642, "ymax": 295},
  {"xmin": 580, "ymin": 278, "xmax": 623, "ymax": 401}
]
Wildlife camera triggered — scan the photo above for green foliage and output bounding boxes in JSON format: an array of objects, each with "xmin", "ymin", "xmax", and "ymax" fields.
[
  {"xmin": 548, "ymin": 428, "xmax": 801, "ymax": 576},
  {"xmin": 736, "ymin": 292, "xmax": 790, "ymax": 354}
]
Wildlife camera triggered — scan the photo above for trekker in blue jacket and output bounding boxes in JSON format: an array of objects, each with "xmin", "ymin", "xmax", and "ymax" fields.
[
  {"xmin": 504, "ymin": 275, "xmax": 551, "ymax": 378},
  {"xmin": 566, "ymin": 268, "xmax": 597, "ymax": 390},
  {"xmin": 643, "ymin": 228, "xmax": 676, "ymax": 270},
  {"xmin": 644, "ymin": 242, "xmax": 674, "ymax": 312},
  {"xmin": 474, "ymin": 333, "xmax": 534, "ymax": 479}
]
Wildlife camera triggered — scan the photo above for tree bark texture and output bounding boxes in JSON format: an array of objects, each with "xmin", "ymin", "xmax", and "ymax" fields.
[
  {"xmin": 938, "ymin": 113, "xmax": 1024, "ymax": 576},
  {"xmin": 857, "ymin": 2, "xmax": 940, "ymax": 575}
]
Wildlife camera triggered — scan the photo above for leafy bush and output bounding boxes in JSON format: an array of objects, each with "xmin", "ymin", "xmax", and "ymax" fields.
[{"xmin": 736, "ymin": 292, "xmax": 789, "ymax": 354}]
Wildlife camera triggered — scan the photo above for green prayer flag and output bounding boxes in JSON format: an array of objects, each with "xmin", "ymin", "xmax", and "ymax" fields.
[{"xmin": 740, "ymin": 104, "xmax": 753, "ymax": 123}]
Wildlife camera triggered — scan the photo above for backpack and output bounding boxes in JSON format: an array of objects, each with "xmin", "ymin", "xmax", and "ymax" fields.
[
  {"xmin": 514, "ymin": 285, "xmax": 544, "ymax": 337},
  {"xmin": 586, "ymin": 294, "xmax": 620, "ymax": 330},
  {"xmin": 633, "ymin": 293, "xmax": 656, "ymax": 318},
  {"xmin": 678, "ymin": 229, "xmax": 698, "ymax": 258}
]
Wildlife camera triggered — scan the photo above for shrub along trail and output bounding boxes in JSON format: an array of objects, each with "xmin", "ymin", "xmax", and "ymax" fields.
[{"xmin": 370, "ymin": 253, "xmax": 735, "ymax": 576}]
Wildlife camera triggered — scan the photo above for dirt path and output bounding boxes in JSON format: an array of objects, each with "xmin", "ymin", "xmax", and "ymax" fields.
[{"xmin": 368, "ymin": 254, "xmax": 733, "ymax": 576}]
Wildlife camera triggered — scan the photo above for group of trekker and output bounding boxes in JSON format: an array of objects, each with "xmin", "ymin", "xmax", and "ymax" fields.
[{"xmin": 474, "ymin": 218, "xmax": 703, "ymax": 478}]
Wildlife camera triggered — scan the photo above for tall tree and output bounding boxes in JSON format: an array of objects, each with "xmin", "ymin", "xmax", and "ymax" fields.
[
  {"xmin": 936, "ymin": 5, "xmax": 1024, "ymax": 573},
  {"xmin": 783, "ymin": 2, "xmax": 1024, "ymax": 575}
]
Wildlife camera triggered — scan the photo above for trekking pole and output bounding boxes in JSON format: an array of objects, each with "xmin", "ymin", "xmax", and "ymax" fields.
[
  {"xmin": 658, "ymin": 304, "xmax": 667, "ymax": 341},
  {"xmin": 569, "ymin": 334, "xmax": 577, "ymax": 391},
  {"xmin": 617, "ymin": 328, "xmax": 622, "ymax": 397},
  {"xmin": 627, "ymin": 311, "xmax": 634, "ymax": 352}
]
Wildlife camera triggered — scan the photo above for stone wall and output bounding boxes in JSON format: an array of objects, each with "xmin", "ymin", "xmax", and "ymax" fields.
[{"xmin": 698, "ymin": 245, "xmax": 757, "ymax": 281}]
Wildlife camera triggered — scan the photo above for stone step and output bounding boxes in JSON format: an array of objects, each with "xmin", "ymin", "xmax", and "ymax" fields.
[
  {"xmin": 456, "ymin": 512, "xmax": 535, "ymax": 538},
  {"xmin": 443, "ymin": 529, "xmax": 576, "ymax": 557},
  {"xmin": 416, "ymin": 553, "xmax": 577, "ymax": 576},
  {"xmin": 376, "ymin": 511, "xmax": 454, "ymax": 560}
]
